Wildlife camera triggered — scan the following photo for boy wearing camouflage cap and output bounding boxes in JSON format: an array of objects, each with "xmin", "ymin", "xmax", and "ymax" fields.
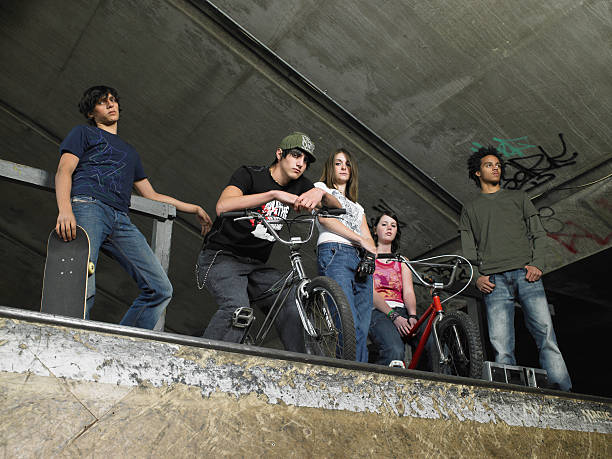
[{"xmin": 196, "ymin": 132, "xmax": 339, "ymax": 351}]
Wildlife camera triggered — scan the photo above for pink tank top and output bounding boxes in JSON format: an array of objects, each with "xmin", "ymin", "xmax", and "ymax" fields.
[{"xmin": 373, "ymin": 260, "xmax": 402, "ymax": 303}]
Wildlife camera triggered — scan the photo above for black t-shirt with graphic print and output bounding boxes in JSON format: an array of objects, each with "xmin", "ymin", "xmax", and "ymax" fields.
[{"xmin": 205, "ymin": 165, "xmax": 314, "ymax": 262}]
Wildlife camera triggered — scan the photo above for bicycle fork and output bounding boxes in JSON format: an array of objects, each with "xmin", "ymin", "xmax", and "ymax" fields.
[
  {"xmin": 430, "ymin": 294, "xmax": 468, "ymax": 367},
  {"xmin": 252, "ymin": 250, "xmax": 321, "ymax": 343},
  {"xmin": 289, "ymin": 250, "xmax": 325, "ymax": 339},
  {"xmin": 409, "ymin": 292, "xmax": 463, "ymax": 369}
]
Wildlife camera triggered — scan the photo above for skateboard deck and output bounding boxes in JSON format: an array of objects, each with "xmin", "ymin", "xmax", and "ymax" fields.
[{"xmin": 40, "ymin": 226, "xmax": 91, "ymax": 319}]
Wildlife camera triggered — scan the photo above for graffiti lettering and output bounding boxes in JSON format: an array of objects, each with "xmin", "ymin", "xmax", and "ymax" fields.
[
  {"xmin": 595, "ymin": 197, "xmax": 612, "ymax": 213},
  {"xmin": 471, "ymin": 136, "xmax": 536, "ymax": 158},
  {"xmin": 503, "ymin": 133, "xmax": 578, "ymax": 191},
  {"xmin": 472, "ymin": 133, "xmax": 579, "ymax": 191},
  {"xmin": 538, "ymin": 206, "xmax": 565, "ymax": 234},
  {"xmin": 547, "ymin": 221, "xmax": 612, "ymax": 254},
  {"xmin": 504, "ymin": 134, "xmax": 578, "ymax": 191}
]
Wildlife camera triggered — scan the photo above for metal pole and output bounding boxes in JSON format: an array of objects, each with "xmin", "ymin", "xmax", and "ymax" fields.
[{"xmin": 151, "ymin": 218, "xmax": 175, "ymax": 331}]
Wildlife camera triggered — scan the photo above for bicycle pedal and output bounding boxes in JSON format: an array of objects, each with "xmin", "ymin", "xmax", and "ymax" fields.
[{"xmin": 232, "ymin": 307, "xmax": 255, "ymax": 329}]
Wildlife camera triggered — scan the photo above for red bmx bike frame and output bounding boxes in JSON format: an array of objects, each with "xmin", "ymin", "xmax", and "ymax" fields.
[{"xmin": 376, "ymin": 254, "xmax": 470, "ymax": 370}]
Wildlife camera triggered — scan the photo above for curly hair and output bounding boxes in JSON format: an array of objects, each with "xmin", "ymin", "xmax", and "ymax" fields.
[
  {"xmin": 371, "ymin": 212, "xmax": 401, "ymax": 254},
  {"xmin": 78, "ymin": 86, "xmax": 121, "ymax": 126},
  {"xmin": 467, "ymin": 146, "xmax": 504, "ymax": 188}
]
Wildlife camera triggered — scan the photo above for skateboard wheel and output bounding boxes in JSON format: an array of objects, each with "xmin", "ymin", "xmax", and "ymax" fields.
[{"xmin": 88, "ymin": 262, "xmax": 95, "ymax": 275}]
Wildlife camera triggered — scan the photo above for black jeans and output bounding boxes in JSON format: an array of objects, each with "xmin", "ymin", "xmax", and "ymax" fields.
[{"xmin": 197, "ymin": 249, "xmax": 305, "ymax": 353}]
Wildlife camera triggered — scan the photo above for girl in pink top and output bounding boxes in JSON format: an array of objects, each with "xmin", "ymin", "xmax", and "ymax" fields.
[{"xmin": 369, "ymin": 212, "xmax": 430, "ymax": 367}]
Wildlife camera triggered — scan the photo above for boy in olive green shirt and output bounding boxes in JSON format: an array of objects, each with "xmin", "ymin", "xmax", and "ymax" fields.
[{"xmin": 459, "ymin": 146, "xmax": 571, "ymax": 391}]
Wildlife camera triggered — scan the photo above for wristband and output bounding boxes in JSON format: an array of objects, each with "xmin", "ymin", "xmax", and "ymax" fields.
[
  {"xmin": 387, "ymin": 310, "xmax": 400, "ymax": 322},
  {"xmin": 408, "ymin": 314, "xmax": 419, "ymax": 321}
]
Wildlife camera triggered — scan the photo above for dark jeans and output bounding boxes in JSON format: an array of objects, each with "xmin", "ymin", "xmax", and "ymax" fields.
[
  {"xmin": 369, "ymin": 308, "xmax": 432, "ymax": 370},
  {"xmin": 197, "ymin": 249, "xmax": 305, "ymax": 353}
]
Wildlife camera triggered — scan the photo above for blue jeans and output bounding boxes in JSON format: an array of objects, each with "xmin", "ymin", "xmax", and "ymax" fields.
[
  {"xmin": 317, "ymin": 242, "xmax": 373, "ymax": 362},
  {"xmin": 369, "ymin": 308, "xmax": 432, "ymax": 369},
  {"xmin": 484, "ymin": 269, "xmax": 571, "ymax": 391},
  {"xmin": 71, "ymin": 196, "xmax": 172, "ymax": 329},
  {"xmin": 197, "ymin": 249, "xmax": 305, "ymax": 352}
]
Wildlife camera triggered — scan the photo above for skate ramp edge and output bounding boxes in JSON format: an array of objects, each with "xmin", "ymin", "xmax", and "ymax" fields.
[{"xmin": 0, "ymin": 306, "xmax": 610, "ymax": 457}]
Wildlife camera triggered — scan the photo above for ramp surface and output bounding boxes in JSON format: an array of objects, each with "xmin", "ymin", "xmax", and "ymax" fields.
[{"xmin": 0, "ymin": 306, "xmax": 610, "ymax": 457}]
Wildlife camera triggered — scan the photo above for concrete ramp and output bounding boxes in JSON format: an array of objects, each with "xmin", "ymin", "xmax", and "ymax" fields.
[{"xmin": 0, "ymin": 306, "xmax": 610, "ymax": 457}]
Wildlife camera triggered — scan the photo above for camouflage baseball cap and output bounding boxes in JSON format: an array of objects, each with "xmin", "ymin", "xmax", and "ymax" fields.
[{"xmin": 279, "ymin": 132, "xmax": 316, "ymax": 163}]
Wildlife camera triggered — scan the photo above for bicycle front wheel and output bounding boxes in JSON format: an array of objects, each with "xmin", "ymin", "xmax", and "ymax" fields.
[
  {"xmin": 432, "ymin": 311, "xmax": 483, "ymax": 379},
  {"xmin": 303, "ymin": 276, "xmax": 356, "ymax": 360}
]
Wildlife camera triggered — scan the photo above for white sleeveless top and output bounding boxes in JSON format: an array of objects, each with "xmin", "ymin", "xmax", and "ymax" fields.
[{"xmin": 314, "ymin": 182, "xmax": 364, "ymax": 246}]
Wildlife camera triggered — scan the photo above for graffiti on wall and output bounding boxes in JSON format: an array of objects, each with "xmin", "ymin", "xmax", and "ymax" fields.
[
  {"xmin": 471, "ymin": 133, "xmax": 579, "ymax": 191},
  {"xmin": 471, "ymin": 136, "xmax": 536, "ymax": 158},
  {"xmin": 547, "ymin": 222, "xmax": 612, "ymax": 255},
  {"xmin": 595, "ymin": 197, "xmax": 612, "ymax": 213},
  {"xmin": 538, "ymin": 206, "xmax": 565, "ymax": 234},
  {"xmin": 538, "ymin": 197, "xmax": 612, "ymax": 254},
  {"xmin": 542, "ymin": 197, "xmax": 612, "ymax": 255}
]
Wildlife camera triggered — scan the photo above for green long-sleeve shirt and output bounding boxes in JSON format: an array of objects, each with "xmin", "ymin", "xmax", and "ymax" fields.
[{"xmin": 459, "ymin": 189, "xmax": 548, "ymax": 276}]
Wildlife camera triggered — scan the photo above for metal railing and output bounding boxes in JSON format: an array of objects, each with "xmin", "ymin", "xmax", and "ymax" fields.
[{"xmin": 0, "ymin": 158, "xmax": 176, "ymax": 331}]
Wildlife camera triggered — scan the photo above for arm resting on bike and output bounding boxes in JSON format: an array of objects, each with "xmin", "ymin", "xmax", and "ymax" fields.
[
  {"xmin": 320, "ymin": 190, "xmax": 342, "ymax": 209},
  {"xmin": 294, "ymin": 187, "xmax": 342, "ymax": 211},
  {"xmin": 215, "ymin": 185, "xmax": 298, "ymax": 215},
  {"xmin": 318, "ymin": 214, "xmax": 376, "ymax": 253}
]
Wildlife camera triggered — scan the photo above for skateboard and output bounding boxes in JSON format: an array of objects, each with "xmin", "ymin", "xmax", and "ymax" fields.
[{"xmin": 40, "ymin": 225, "xmax": 94, "ymax": 319}]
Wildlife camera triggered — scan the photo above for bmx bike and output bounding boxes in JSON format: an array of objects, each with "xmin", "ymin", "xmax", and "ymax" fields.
[
  {"xmin": 377, "ymin": 254, "xmax": 484, "ymax": 378},
  {"xmin": 218, "ymin": 208, "xmax": 356, "ymax": 360}
]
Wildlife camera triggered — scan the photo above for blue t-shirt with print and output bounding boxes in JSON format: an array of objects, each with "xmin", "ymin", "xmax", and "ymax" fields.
[{"xmin": 59, "ymin": 125, "xmax": 146, "ymax": 213}]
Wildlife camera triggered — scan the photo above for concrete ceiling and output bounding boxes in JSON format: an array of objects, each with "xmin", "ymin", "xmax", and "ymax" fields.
[{"xmin": 1, "ymin": 0, "xmax": 611, "ymax": 337}]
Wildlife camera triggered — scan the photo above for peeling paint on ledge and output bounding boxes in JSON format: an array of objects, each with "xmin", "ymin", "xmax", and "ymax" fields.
[{"xmin": 0, "ymin": 317, "xmax": 610, "ymax": 434}]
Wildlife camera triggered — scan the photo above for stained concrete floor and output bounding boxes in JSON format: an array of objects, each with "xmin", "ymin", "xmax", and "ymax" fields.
[{"xmin": 2, "ymin": 371, "xmax": 610, "ymax": 458}]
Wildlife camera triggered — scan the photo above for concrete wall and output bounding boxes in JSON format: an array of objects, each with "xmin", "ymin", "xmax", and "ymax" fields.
[{"xmin": 1, "ymin": 309, "xmax": 610, "ymax": 457}]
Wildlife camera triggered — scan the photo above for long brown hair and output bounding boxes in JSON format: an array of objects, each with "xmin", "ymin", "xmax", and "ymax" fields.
[{"xmin": 319, "ymin": 148, "xmax": 359, "ymax": 202}]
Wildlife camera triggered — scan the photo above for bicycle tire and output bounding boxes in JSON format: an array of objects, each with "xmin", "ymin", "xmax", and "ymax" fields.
[
  {"xmin": 432, "ymin": 311, "xmax": 483, "ymax": 379},
  {"xmin": 303, "ymin": 276, "xmax": 356, "ymax": 360}
]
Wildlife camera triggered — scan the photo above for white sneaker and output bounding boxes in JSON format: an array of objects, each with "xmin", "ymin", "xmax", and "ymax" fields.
[{"xmin": 389, "ymin": 360, "xmax": 405, "ymax": 368}]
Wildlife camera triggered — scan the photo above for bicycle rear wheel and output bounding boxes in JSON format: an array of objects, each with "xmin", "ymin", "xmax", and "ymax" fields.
[
  {"xmin": 303, "ymin": 276, "xmax": 356, "ymax": 360},
  {"xmin": 432, "ymin": 311, "xmax": 483, "ymax": 378}
]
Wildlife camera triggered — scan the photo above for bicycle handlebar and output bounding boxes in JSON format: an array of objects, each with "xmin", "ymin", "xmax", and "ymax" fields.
[
  {"xmin": 219, "ymin": 207, "xmax": 346, "ymax": 245},
  {"xmin": 376, "ymin": 253, "xmax": 472, "ymax": 295}
]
